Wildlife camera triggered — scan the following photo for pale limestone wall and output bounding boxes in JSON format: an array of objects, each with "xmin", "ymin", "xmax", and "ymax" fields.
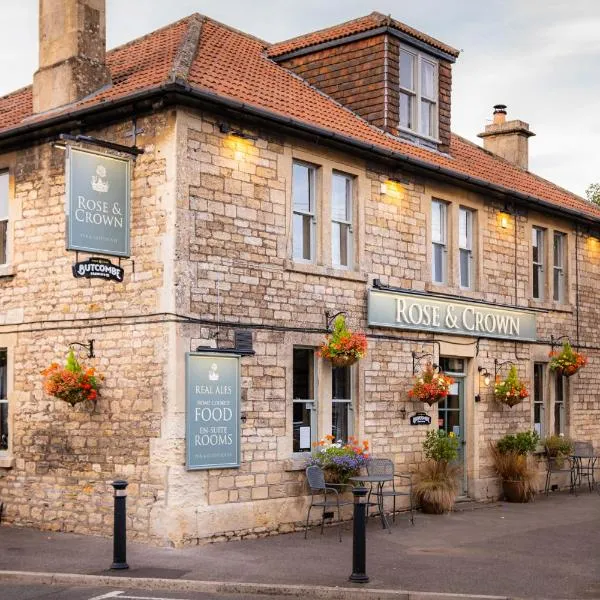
[
  {"xmin": 167, "ymin": 108, "xmax": 600, "ymax": 544},
  {"xmin": 0, "ymin": 111, "xmax": 177, "ymax": 541}
]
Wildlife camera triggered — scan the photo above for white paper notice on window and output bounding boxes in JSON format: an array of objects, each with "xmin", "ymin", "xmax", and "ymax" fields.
[
  {"xmin": 449, "ymin": 383, "xmax": 459, "ymax": 395},
  {"xmin": 299, "ymin": 426, "xmax": 311, "ymax": 450},
  {"xmin": 534, "ymin": 422, "xmax": 542, "ymax": 435},
  {"xmin": 453, "ymin": 425, "xmax": 460, "ymax": 437}
]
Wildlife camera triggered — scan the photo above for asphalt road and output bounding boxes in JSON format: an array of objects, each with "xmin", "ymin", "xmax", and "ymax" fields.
[{"xmin": 0, "ymin": 585, "xmax": 293, "ymax": 600}]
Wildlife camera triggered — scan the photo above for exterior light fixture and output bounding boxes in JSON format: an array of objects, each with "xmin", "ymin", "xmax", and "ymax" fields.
[
  {"xmin": 478, "ymin": 366, "xmax": 491, "ymax": 387},
  {"xmin": 499, "ymin": 212, "xmax": 509, "ymax": 229},
  {"xmin": 380, "ymin": 179, "xmax": 404, "ymax": 199},
  {"xmin": 218, "ymin": 122, "xmax": 258, "ymax": 141}
]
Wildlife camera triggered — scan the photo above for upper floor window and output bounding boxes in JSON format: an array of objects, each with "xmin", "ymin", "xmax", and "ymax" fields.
[
  {"xmin": 459, "ymin": 207, "xmax": 474, "ymax": 289},
  {"xmin": 292, "ymin": 162, "xmax": 316, "ymax": 262},
  {"xmin": 0, "ymin": 172, "xmax": 8, "ymax": 265},
  {"xmin": 331, "ymin": 172, "xmax": 353, "ymax": 269},
  {"xmin": 399, "ymin": 47, "xmax": 438, "ymax": 138},
  {"xmin": 431, "ymin": 200, "xmax": 447, "ymax": 284},
  {"xmin": 532, "ymin": 227, "xmax": 545, "ymax": 300},
  {"xmin": 553, "ymin": 232, "xmax": 566, "ymax": 303}
]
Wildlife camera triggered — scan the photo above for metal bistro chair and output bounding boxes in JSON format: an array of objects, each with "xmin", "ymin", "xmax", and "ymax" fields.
[
  {"xmin": 572, "ymin": 441, "xmax": 596, "ymax": 492},
  {"xmin": 304, "ymin": 465, "xmax": 353, "ymax": 542},
  {"xmin": 544, "ymin": 447, "xmax": 576, "ymax": 496},
  {"xmin": 366, "ymin": 458, "xmax": 414, "ymax": 525}
]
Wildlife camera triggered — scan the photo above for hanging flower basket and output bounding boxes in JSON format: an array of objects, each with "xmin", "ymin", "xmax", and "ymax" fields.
[
  {"xmin": 318, "ymin": 315, "xmax": 367, "ymax": 368},
  {"xmin": 408, "ymin": 363, "xmax": 454, "ymax": 406},
  {"xmin": 494, "ymin": 365, "xmax": 528, "ymax": 407},
  {"xmin": 41, "ymin": 349, "xmax": 103, "ymax": 406},
  {"xmin": 549, "ymin": 341, "xmax": 587, "ymax": 377}
]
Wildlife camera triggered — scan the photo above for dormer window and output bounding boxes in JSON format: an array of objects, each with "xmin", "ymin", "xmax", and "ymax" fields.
[{"xmin": 399, "ymin": 46, "xmax": 438, "ymax": 139}]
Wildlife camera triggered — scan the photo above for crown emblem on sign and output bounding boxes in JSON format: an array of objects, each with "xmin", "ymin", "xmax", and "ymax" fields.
[{"xmin": 91, "ymin": 165, "xmax": 109, "ymax": 193}]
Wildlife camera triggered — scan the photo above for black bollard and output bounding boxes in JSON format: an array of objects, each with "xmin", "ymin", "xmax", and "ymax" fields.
[
  {"xmin": 110, "ymin": 480, "xmax": 129, "ymax": 570},
  {"xmin": 349, "ymin": 486, "xmax": 369, "ymax": 583}
]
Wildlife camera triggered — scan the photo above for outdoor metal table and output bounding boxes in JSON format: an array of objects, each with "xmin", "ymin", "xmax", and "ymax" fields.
[
  {"xmin": 571, "ymin": 453, "xmax": 598, "ymax": 492},
  {"xmin": 349, "ymin": 474, "xmax": 393, "ymax": 532}
]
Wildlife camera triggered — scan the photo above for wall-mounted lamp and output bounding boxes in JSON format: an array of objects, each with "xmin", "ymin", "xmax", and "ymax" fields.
[
  {"xmin": 380, "ymin": 179, "xmax": 404, "ymax": 199},
  {"xmin": 218, "ymin": 122, "xmax": 258, "ymax": 141},
  {"xmin": 478, "ymin": 366, "xmax": 491, "ymax": 387},
  {"xmin": 499, "ymin": 212, "xmax": 509, "ymax": 229}
]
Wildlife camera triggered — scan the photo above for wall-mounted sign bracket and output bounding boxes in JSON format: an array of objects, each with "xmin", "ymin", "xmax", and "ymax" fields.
[
  {"xmin": 58, "ymin": 133, "xmax": 144, "ymax": 156},
  {"xmin": 550, "ymin": 334, "xmax": 570, "ymax": 353},
  {"xmin": 324, "ymin": 310, "xmax": 348, "ymax": 332},
  {"xmin": 69, "ymin": 339, "xmax": 95, "ymax": 359},
  {"xmin": 494, "ymin": 358, "xmax": 514, "ymax": 381},
  {"xmin": 412, "ymin": 351, "xmax": 438, "ymax": 375}
]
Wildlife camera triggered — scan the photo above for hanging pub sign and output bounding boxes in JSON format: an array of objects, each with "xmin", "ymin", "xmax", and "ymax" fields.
[
  {"xmin": 66, "ymin": 147, "xmax": 131, "ymax": 257},
  {"xmin": 72, "ymin": 257, "xmax": 124, "ymax": 282},
  {"xmin": 186, "ymin": 352, "xmax": 241, "ymax": 470},
  {"xmin": 410, "ymin": 412, "xmax": 432, "ymax": 426}
]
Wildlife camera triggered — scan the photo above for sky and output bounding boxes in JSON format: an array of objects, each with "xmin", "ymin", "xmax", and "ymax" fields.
[{"xmin": 0, "ymin": 0, "xmax": 598, "ymax": 197}]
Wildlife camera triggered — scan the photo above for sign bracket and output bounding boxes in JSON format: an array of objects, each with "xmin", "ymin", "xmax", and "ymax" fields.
[{"xmin": 58, "ymin": 133, "xmax": 144, "ymax": 157}]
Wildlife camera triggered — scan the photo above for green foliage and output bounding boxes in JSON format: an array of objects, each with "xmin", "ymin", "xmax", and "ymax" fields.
[
  {"xmin": 422, "ymin": 430, "xmax": 459, "ymax": 462},
  {"xmin": 65, "ymin": 349, "xmax": 82, "ymax": 373},
  {"xmin": 543, "ymin": 434, "xmax": 573, "ymax": 457},
  {"xmin": 495, "ymin": 431, "xmax": 540, "ymax": 455},
  {"xmin": 585, "ymin": 183, "xmax": 600, "ymax": 206}
]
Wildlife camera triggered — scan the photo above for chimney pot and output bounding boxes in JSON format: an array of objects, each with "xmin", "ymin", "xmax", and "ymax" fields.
[{"xmin": 493, "ymin": 104, "xmax": 507, "ymax": 124}]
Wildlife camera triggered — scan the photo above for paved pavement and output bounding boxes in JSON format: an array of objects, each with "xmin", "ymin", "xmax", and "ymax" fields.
[{"xmin": 0, "ymin": 491, "xmax": 598, "ymax": 599}]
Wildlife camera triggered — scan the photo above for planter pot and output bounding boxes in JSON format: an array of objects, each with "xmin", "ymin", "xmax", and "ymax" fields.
[
  {"xmin": 502, "ymin": 480, "xmax": 533, "ymax": 503},
  {"xmin": 323, "ymin": 467, "xmax": 357, "ymax": 485},
  {"xmin": 554, "ymin": 366, "xmax": 579, "ymax": 378},
  {"xmin": 329, "ymin": 354, "xmax": 358, "ymax": 368}
]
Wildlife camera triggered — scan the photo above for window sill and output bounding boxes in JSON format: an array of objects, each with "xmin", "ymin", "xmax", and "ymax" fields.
[
  {"xmin": 285, "ymin": 260, "xmax": 368, "ymax": 283},
  {"xmin": 397, "ymin": 126, "xmax": 442, "ymax": 145},
  {"xmin": 0, "ymin": 265, "xmax": 16, "ymax": 279},
  {"xmin": 528, "ymin": 299, "xmax": 573, "ymax": 313},
  {"xmin": 0, "ymin": 455, "xmax": 15, "ymax": 469}
]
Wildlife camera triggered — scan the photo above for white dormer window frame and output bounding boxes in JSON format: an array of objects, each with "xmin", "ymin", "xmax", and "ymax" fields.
[{"xmin": 398, "ymin": 45, "xmax": 439, "ymax": 140}]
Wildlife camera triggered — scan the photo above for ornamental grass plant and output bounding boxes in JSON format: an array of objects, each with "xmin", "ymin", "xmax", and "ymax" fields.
[
  {"xmin": 543, "ymin": 434, "xmax": 573, "ymax": 468},
  {"xmin": 41, "ymin": 349, "xmax": 103, "ymax": 406}
]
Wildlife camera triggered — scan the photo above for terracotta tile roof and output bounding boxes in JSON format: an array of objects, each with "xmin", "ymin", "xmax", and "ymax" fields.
[
  {"xmin": 0, "ymin": 13, "xmax": 596, "ymax": 221},
  {"xmin": 266, "ymin": 11, "xmax": 460, "ymax": 59}
]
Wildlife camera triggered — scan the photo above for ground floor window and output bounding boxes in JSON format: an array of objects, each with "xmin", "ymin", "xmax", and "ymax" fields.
[
  {"xmin": 292, "ymin": 347, "xmax": 316, "ymax": 452},
  {"xmin": 0, "ymin": 349, "xmax": 7, "ymax": 451},
  {"xmin": 554, "ymin": 373, "xmax": 565, "ymax": 435},
  {"xmin": 533, "ymin": 363, "xmax": 545, "ymax": 437},
  {"xmin": 332, "ymin": 366, "xmax": 353, "ymax": 442}
]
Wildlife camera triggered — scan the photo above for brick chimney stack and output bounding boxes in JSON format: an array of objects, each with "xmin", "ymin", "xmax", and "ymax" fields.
[
  {"xmin": 477, "ymin": 105, "xmax": 535, "ymax": 170},
  {"xmin": 32, "ymin": 0, "xmax": 111, "ymax": 114}
]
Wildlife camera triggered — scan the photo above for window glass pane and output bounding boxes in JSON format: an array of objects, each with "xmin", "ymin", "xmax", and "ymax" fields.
[
  {"xmin": 0, "ymin": 172, "xmax": 8, "ymax": 220},
  {"xmin": 293, "ymin": 214, "xmax": 312, "ymax": 260},
  {"xmin": 433, "ymin": 243, "xmax": 444, "ymax": 283},
  {"xmin": 533, "ymin": 363, "xmax": 544, "ymax": 437},
  {"xmin": 400, "ymin": 93, "xmax": 413, "ymax": 129},
  {"xmin": 332, "ymin": 223, "xmax": 350, "ymax": 268},
  {"xmin": 293, "ymin": 348, "xmax": 314, "ymax": 400},
  {"xmin": 332, "ymin": 366, "xmax": 351, "ymax": 400},
  {"xmin": 459, "ymin": 208, "xmax": 471, "ymax": 250},
  {"xmin": 554, "ymin": 374, "xmax": 564, "ymax": 435},
  {"xmin": 332, "ymin": 403, "xmax": 350, "ymax": 443},
  {"xmin": 553, "ymin": 233, "xmax": 563, "ymax": 268},
  {"xmin": 0, "ymin": 349, "xmax": 7, "ymax": 452},
  {"xmin": 292, "ymin": 163, "xmax": 312, "ymax": 213},
  {"xmin": 431, "ymin": 201, "xmax": 443, "ymax": 243},
  {"xmin": 0, "ymin": 221, "xmax": 6, "ymax": 265},
  {"xmin": 420, "ymin": 100, "xmax": 432, "ymax": 136},
  {"xmin": 399, "ymin": 50, "xmax": 415, "ymax": 90},
  {"xmin": 293, "ymin": 402, "xmax": 312, "ymax": 452},
  {"xmin": 553, "ymin": 269, "xmax": 561, "ymax": 302},
  {"xmin": 533, "ymin": 266, "xmax": 540, "ymax": 299},
  {"xmin": 421, "ymin": 60, "xmax": 435, "ymax": 99},
  {"xmin": 460, "ymin": 249, "xmax": 470, "ymax": 288},
  {"xmin": 332, "ymin": 174, "xmax": 350, "ymax": 221}
]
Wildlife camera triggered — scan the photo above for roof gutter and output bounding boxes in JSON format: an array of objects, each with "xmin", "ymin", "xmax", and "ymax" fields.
[{"xmin": 0, "ymin": 81, "xmax": 596, "ymax": 226}]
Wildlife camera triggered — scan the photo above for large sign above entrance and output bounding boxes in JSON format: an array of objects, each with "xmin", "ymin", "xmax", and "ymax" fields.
[
  {"xmin": 186, "ymin": 352, "xmax": 240, "ymax": 470},
  {"xmin": 368, "ymin": 289, "xmax": 537, "ymax": 341},
  {"xmin": 66, "ymin": 147, "xmax": 131, "ymax": 257}
]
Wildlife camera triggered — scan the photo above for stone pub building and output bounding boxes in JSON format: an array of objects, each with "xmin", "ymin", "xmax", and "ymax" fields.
[{"xmin": 0, "ymin": 1, "xmax": 598, "ymax": 545}]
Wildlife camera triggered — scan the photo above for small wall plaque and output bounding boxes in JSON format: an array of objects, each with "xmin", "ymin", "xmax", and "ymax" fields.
[
  {"xmin": 410, "ymin": 412, "xmax": 432, "ymax": 426},
  {"xmin": 72, "ymin": 257, "xmax": 124, "ymax": 282}
]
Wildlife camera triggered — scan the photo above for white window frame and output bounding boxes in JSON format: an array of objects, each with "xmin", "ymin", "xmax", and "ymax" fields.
[
  {"xmin": 331, "ymin": 365, "xmax": 354, "ymax": 443},
  {"xmin": 553, "ymin": 231, "xmax": 566, "ymax": 303},
  {"xmin": 459, "ymin": 207, "xmax": 474, "ymax": 290},
  {"xmin": 292, "ymin": 161, "xmax": 317, "ymax": 263},
  {"xmin": 532, "ymin": 227, "xmax": 545, "ymax": 300},
  {"xmin": 431, "ymin": 199, "xmax": 448, "ymax": 284},
  {"xmin": 0, "ymin": 171, "xmax": 8, "ymax": 266},
  {"xmin": 398, "ymin": 45, "xmax": 439, "ymax": 139},
  {"xmin": 331, "ymin": 171, "xmax": 354, "ymax": 270},
  {"xmin": 292, "ymin": 347, "xmax": 317, "ymax": 453}
]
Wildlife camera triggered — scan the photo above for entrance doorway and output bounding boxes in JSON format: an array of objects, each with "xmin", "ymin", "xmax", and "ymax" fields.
[{"xmin": 438, "ymin": 357, "xmax": 467, "ymax": 495}]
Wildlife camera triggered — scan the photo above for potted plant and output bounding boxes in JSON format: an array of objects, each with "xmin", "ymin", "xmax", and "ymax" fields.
[
  {"xmin": 308, "ymin": 435, "xmax": 370, "ymax": 484},
  {"xmin": 490, "ymin": 431, "xmax": 539, "ymax": 502},
  {"xmin": 41, "ymin": 349, "xmax": 103, "ymax": 406},
  {"xmin": 549, "ymin": 341, "xmax": 587, "ymax": 377},
  {"xmin": 413, "ymin": 430, "xmax": 460, "ymax": 514},
  {"xmin": 318, "ymin": 315, "xmax": 367, "ymax": 368},
  {"xmin": 543, "ymin": 434, "xmax": 573, "ymax": 469},
  {"xmin": 408, "ymin": 363, "xmax": 454, "ymax": 406},
  {"xmin": 494, "ymin": 365, "xmax": 529, "ymax": 407}
]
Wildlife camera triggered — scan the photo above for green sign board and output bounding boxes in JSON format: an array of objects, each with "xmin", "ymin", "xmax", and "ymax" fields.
[
  {"xmin": 66, "ymin": 147, "xmax": 131, "ymax": 257},
  {"xmin": 186, "ymin": 352, "xmax": 241, "ymax": 470}
]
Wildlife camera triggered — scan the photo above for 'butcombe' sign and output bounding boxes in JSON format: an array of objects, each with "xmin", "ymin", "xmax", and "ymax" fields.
[
  {"xmin": 368, "ymin": 289, "xmax": 537, "ymax": 341},
  {"xmin": 66, "ymin": 147, "xmax": 131, "ymax": 257}
]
